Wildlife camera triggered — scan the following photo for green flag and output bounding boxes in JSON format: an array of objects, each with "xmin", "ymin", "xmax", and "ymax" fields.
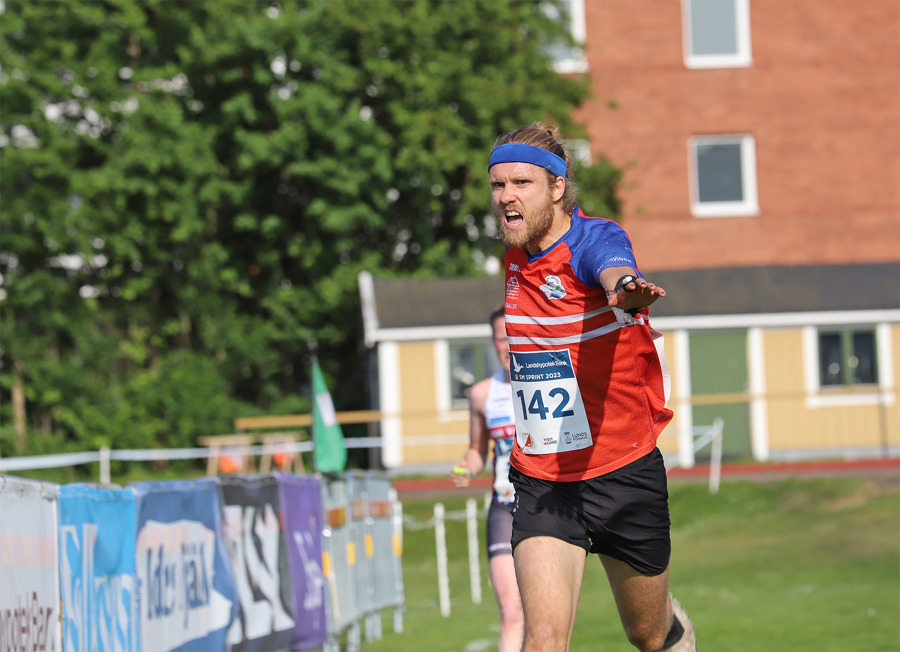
[{"xmin": 312, "ymin": 357, "xmax": 347, "ymax": 474}]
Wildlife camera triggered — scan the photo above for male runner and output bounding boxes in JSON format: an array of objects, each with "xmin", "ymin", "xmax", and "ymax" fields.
[{"xmin": 489, "ymin": 122, "xmax": 695, "ymax": 652}]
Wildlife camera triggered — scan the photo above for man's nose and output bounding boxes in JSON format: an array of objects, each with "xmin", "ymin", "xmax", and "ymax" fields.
[{"xmin": 499, "ymin": 185, "xmax": 516, "ymax": 204}]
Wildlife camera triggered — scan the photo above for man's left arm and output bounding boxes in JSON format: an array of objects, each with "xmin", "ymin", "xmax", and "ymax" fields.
[{"xmin": 599, "ymin": 266, "xmax": 666, "ymax": 314}]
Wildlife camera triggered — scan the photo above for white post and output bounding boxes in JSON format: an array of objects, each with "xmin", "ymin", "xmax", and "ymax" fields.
[
  {"xmin": 709, "ymin": 418, "xmax": 723, "ymax": 494},
  {"xmin": 434, "ymin": 503, "xmax": 451, "ymax": 617},
  {"xmin": 390, "ymin": 490, "xmax": 405, "ymax": 634},
  {"xmin": 747, "ymin": 327, "xmax": 770, "ymax": 462},
  {"xmin": 99, "ymin": 446, "xmax": 111, "ymax": 485},
  {"xmin": 466, "ymin": 498, "xmax": 482, "ymax": 605},
  {"xmin": 674, "ymin": 330, "xmax": 695, "ymax": 469},
  {"xmin": 378, "ymin": 342, "xmax": 403, "ymax": 468}
]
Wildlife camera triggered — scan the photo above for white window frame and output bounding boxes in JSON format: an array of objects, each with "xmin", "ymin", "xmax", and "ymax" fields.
[
  {"xmin": 548, "ymin": 0, "xmax": 588, "ymax": 74},
  {"xmin": 688, "ymin": 134, "xmax": 759, "ymax": 218},
  {"xmin": 682, "ymin": 0, "xmax": 752, "ymax": 69},
  {"xmin": 803, "ymin": 323, "xmax": 895, "ymax": 410}
]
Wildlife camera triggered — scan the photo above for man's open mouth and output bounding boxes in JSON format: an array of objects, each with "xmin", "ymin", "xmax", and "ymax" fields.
[{"xmin": 505, "ymin": 211, "xmax": 524, "ymax": 229}]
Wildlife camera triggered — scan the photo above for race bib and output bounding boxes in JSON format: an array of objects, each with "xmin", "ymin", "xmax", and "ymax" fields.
[{"xmin": 508, "ymin": 349, "xmax": 593, "ymax": 455}]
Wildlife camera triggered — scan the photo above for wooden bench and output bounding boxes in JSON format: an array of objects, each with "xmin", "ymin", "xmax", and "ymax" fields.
[{"xmin": 197, "ymin": 432, "xmax": 306, "ymax": 476}]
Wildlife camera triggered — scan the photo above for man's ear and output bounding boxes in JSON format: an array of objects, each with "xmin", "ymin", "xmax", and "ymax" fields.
[{"xmin": 552, "ymin": 176, "xmax": 566, "ymax": 202}]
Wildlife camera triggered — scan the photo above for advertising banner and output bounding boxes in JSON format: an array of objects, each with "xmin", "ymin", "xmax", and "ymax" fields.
[
  {"xmin": 277, "ymin": 474, "xmax": 327, "ymax": 651},
  {"xmin": 318, "ymin": 476, "xmax": 356, "ymax": 639},
  {"xmin": 0, "ymin": 475, "xmax": 61, "ymax": 652},
  {"xmin": 132, "ymin": 479, "xmax": 236, "ymax": 652},
  {"xmin": 58, "ymin": 484, "xmax": 141, "ymax": 652},
  {"xmin": 219, "ymin": 475, "xmax": 295, "ymax": 652}
]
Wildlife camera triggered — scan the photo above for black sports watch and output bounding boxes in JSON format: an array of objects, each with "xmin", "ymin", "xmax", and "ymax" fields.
[{"xmin": 614, "ymin": 274, "xmax": 639, "ymax": 294}]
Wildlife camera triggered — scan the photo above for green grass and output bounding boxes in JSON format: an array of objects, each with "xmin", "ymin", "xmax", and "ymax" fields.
[{"xmin": 361, "ymin": 476, "xmax": 900, "ymax": 652}]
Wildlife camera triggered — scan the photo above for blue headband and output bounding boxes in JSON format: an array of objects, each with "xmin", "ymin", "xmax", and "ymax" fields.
[{"xmin": 489, "ymin": 143, "xmax": 568, "ymax": 178}]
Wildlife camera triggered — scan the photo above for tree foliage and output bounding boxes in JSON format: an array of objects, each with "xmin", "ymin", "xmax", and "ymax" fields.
[{"xmin": 0, "ymin": 0, "xmax": 622, "ymax": 459}]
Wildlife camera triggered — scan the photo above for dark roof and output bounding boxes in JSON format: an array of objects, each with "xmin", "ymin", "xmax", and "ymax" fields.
[
  {"xmin": 366, "ymin": 263, "xmax": 899, "ymax": 330},
  {"xmin": 649, "ymin": 262, "xmax": 900, "ymax": 317},
  {"xmin": 371, "ymin": 276, "xmax": 505, "ymax": 328}
]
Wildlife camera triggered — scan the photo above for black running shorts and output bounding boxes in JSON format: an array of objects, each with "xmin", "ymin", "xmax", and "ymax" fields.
[
  {"xmin": 486, "ymin": 499, "xmax": 515, "ymax": 558},
  {"xmin": 509, "ymin": 448, "xmax": 671, "ymax": 576}
]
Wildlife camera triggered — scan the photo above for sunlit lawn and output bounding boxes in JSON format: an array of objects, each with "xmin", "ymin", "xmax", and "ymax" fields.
[{"xmin": 361, "ymin": 475, "xmax": 900, "ymax": 652}]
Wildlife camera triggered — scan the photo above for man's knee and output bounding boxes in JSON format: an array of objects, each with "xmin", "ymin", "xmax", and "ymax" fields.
[
  {"xmin": 624, "ymin": 595, "xmax": 695, "ymax": 652},
  {"xmin": 523, "ymin": 623, "xmax": 569, "ymax": 652},
  {"xmin": 500, "ymin": 604, "xmax": 524, "ymax": 626},
  {"xmin": 623, "ymin": 620, "xmax": 667, "ymax": 652}
]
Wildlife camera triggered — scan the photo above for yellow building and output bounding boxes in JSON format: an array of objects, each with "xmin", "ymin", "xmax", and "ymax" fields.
[{"xmin": 358, "ymin": 266, "xmax": 900, "ymax": 474}]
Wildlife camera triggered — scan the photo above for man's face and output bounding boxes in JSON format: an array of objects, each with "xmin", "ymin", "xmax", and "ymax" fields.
[{"xmin": 490, "ymin": 162, "xmax": 560, "ymax": 251}]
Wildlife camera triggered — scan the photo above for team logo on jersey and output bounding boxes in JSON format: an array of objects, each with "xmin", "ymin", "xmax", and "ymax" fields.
[
  {"xmin": 506, "ymin": 276, "xmax": 520, "ymax": 299},
  {"xmin": 540, "ymin": 275, "xmax": 566, "ymax": 300}
]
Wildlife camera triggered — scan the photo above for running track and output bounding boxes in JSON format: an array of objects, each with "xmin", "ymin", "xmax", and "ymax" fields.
[{"xmin": 392, "ymin": 457, "xmax": 900, "ymax": 498}]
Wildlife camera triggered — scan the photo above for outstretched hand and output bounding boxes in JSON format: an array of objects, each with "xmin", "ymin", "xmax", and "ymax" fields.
[{"xmin": 605, "ymin": 273, "xmax": 666, "ymax": 315}]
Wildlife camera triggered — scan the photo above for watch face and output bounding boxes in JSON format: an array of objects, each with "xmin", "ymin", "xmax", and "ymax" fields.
[{"xmin": 616, "ymin": 275, "xmax": 637, "ymax": 292}]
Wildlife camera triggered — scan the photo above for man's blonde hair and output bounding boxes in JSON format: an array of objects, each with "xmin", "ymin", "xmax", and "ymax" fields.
[{"xmin": 493, "ymin": 122, "xmax": 578, "ymax": 214}]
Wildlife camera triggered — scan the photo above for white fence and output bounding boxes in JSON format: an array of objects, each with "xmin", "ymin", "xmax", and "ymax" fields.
[
  {"xmin": 0, "ymin": 437, "xmax": 381, "ymax": 482},
  {"xmin": 664, "ymin": 418, "xmax": 725, "ymax": 494}
]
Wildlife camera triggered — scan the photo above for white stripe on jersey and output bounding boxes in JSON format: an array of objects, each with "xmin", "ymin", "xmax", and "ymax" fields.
[
  {"xmin": 508, "ymin": 314, "xmax": 646, "ymax": 347},
  {"xmin": 504, "ymin": 305, "xmax": 613, "ymax": 326}
]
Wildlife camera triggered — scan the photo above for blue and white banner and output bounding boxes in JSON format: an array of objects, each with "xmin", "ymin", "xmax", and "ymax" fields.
[
  {"xmin": 58, "ymin": 484, "xmax": 140, "ymax": 652},
  {"xmin": 219, "ymin": 475, "xmax": 295, "ymax": 652},
  {"xmin": 0, "ymin": 475, "xmax": 61, "ymax": 652},
  {"xmin": 132, "ymin": 479, "xmax": 236, "ymax": 652}
]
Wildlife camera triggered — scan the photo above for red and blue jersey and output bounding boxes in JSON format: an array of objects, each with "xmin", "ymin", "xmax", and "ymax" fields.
[{"xmin": 504, "ymin": 207, "xmax": 672, "ymax": 482}]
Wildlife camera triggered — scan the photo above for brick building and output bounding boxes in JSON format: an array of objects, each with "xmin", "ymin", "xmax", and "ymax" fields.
[{"xmin": 569, "ymin": 0, "xmax": 899, "ymax": 270}]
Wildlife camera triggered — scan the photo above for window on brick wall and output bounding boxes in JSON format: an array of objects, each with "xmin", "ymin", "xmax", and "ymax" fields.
[
  {"xmin": 544, "ymin": 0, "xmax": 588, "ymax": 74},
  {"xmin": 682, "ymin": 0, "xmax": 752, "ymax": 68},
  {"xmin": 688, "ymin": 134, "xmax": 759, "ymax": 218}
]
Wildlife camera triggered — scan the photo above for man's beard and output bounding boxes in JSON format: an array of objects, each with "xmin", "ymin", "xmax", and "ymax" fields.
[{"xmin": 495, "ymin": 191, "xmax": 555, "ymax": 250}]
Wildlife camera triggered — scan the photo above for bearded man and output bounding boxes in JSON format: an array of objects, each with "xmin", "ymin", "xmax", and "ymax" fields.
[{"xmin": 489, "ymin": 122, "xmax": 695, "ymax": 652}]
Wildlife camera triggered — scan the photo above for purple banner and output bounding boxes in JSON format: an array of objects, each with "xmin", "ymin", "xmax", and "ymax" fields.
[{"xmin": 276, "ymin": 474, "xmax": 327, "ymax": 651}]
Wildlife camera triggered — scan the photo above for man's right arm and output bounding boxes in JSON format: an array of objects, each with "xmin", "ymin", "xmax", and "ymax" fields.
[{"xmin": 452, "ymin": 378, "xmax": 490, "ymax": 485}]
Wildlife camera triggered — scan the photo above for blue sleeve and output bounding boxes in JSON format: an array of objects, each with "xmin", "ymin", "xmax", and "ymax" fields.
[{"xmin": 569, "ymin": 218, "xmax": 639, "ymax": 288}]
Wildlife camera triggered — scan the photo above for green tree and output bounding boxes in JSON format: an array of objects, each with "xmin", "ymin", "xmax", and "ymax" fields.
[{"xmin": 0, "ymin": 0, "xmax": 621, "ymax": 460}]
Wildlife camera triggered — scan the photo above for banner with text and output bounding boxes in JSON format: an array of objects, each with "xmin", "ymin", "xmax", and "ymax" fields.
[
  {"xmin": 277, "ymin": 473, "xmax": 327, "ymax": 651},
  {"xmin": 219, "ymin": 475, "xmax": 295, "ymax": 652},
  {"xmin": 0, "ymin": 476, "xmax": 61, "ymax": 652},
  {"xmin": 59, "ymin": 484, "xmax": 141, "ymax": 652},
  {"xmin": 132, "ymin": 479, "xmax": 237, "ymax": 652}
]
